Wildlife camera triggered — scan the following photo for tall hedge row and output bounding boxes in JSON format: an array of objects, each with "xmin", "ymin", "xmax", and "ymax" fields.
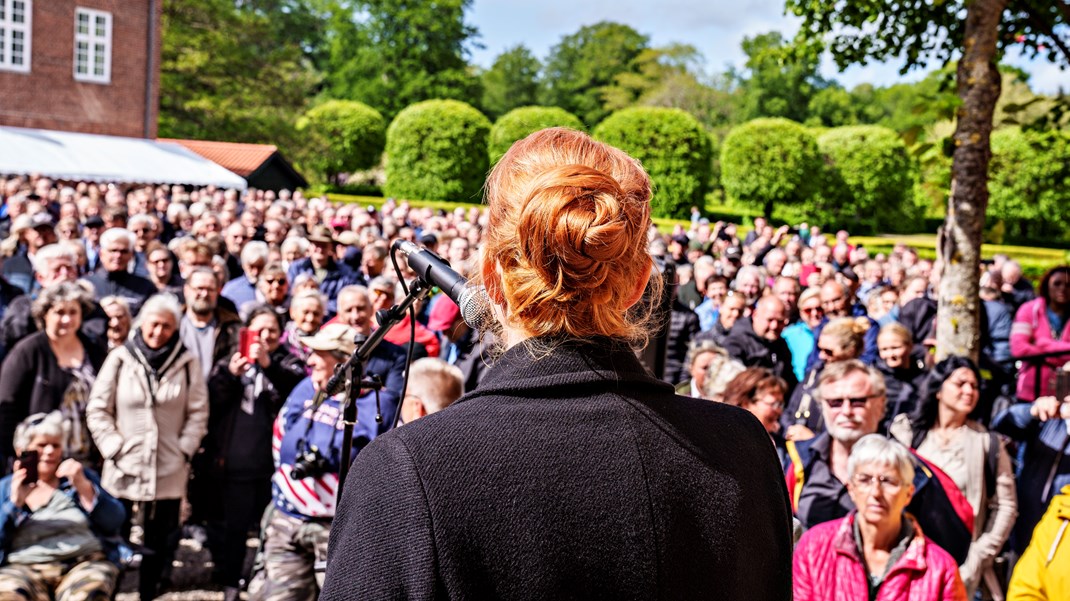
[
  {"xmin": 384, "ymin": 100, "xmax": 491, "ymax": 202},
  {"xmin": 489, "ymin": 106, "xmax": 585, "ymax": 163},
  {"xmin": 592, "ymin": 107, "xmax": 711, "ymax": 219},
  {"xmin": 988, "ymin": 127, "xmax": 1070, "ymax": 239}
]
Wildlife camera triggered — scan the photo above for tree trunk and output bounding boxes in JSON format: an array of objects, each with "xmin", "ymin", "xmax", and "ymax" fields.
[{"xmin": 935, "ymin": 0, "xmax": 1008, "ymax": 363}]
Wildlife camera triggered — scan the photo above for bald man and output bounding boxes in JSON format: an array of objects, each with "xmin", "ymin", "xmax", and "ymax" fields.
[{"xmin": 722, "ymin": 295, "xmax": 797, "ymax": 390}]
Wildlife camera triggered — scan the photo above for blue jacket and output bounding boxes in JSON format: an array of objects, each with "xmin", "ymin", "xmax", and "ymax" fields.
[
  {"xmin": 992, "ymin": 403, "xmax": 1070, "ymax": 553},
  {"xmin": 286, "ymin": 258, "xmax": 365, "ymax": 318},
  {"xmin": 0, "ymin": 468, "xmax": 126, "ymax": 566}
]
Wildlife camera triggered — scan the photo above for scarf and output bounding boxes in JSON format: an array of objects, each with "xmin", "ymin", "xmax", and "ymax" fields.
[{"xmin": 131, "ymin": 329, "xmax": 181, "ymax": 373}]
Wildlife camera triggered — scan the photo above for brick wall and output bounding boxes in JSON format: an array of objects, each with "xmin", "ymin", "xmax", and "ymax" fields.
[{"xmin": 0, "ymin": 0, "xmax": 161, "ymax": 138}]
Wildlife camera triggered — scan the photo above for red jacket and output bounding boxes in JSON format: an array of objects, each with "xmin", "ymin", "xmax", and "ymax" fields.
[{"xmin": 794, "ymin": 512, "xmax": 966, "ymax": 601}]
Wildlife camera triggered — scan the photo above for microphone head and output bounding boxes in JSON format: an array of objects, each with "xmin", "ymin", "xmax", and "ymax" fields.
[{"xmin": 457, "ymin": 285, "xmax": 494, "ymax": 331}]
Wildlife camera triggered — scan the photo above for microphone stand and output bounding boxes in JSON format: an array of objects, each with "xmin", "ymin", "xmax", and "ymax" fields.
[{"xmin": 334, "ymin": 277, "xmax": 434, "ymax": 502}]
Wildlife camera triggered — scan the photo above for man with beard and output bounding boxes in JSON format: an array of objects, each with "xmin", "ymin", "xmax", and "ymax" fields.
[
  {"xmin": 784, "ymin": 360, "xmax": 973, "ymax": 563},
  {"xmin": 179, "ymin": 267, "xmax": 241, "ymax": 380}
]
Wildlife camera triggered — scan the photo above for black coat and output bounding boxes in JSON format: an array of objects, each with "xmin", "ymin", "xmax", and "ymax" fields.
[
  {"xmin": 322, "ymin": 337, "xmax": 793, "ymax": 600},
  {"xmin": 722, "ymin": 317, "xmax": 798, "ymax": 391}
]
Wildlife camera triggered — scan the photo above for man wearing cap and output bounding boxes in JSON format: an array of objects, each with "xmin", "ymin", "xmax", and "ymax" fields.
[
  {"xmin": 253, "ymin": 323, "xmax": 384, "ymax": 601},
  {"xmin": 2, "ymin": 212, "xmax": 57, "ymax": 294},
  {"xmin": 83, "ymin": 215, "xmax": 105, "ymax": 273},
  {"xmin": 286, "ymin": 226, "xmax": 364, "ymax": 318},
  {"xmin": 427, "ymin": 295, "xmax": 494, "ymax": 393}
]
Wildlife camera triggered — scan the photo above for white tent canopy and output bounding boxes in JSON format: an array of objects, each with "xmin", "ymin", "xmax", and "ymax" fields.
[{"xmin": 0, "ymin": 126, "xmax": 248, "ymax": 190}]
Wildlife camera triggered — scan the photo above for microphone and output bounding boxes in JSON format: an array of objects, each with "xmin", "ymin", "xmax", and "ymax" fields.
[{"xmin": 394, "ymin": 240, "xmax": 494, "ymax": 331}]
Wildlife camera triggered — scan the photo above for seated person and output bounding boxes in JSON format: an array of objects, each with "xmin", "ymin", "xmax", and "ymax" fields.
[{"xmin": 0, "ymin": 412, "xmax": 125, "ymax": 600}]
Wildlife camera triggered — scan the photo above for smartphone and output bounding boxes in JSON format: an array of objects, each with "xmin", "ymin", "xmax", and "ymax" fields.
[
  {"xmin": 19, "ymin": 450, "xmax": 38, "ymax": 484},
  {"xmin": 239, "ymin": 328, "xmax": 256, "ymax": 362}
]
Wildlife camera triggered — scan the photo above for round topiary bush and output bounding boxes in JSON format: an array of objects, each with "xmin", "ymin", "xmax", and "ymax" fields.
[
  {"xmin": 592, "ymin": 107, "xmax": 711, "ymax": 219},
  {"xmin": 720, "ymin": 118, "xmax": 822, "ymax": 219},
  {"xmin": 988, "ymin": 127, "xmax": 1070, "ymax": 240},
  {"xmin": 384, "ymin": 100, "xmax": 492, "ymax": 202},
  {"xmin": 488, "ymin": 106, "xmax": 585, "ymax": 163},
  {"xmin": 296, "ymin": 100, "xmax": 386, "ymax": 183},
  {"xmin": 817, "ymin": 125, "xmax": 919, "ymax": 233}
]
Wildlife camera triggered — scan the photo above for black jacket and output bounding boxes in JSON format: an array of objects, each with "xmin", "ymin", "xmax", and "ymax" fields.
[
  {"xmin": 83, "ymin": 270, "xmax": 157, "ymax": 317},
  {"xmin": 0, "ymin": 331, "xmax": 106, "ymax": 460},
  {"xmin": 0, "ymin": 294, "xmax": 108, "ymax": 355},
  {"xmin": 722, "ymin": 317, "xmax": 798, "ymax": 391},
  {"xmin": 322, "ymin": 337, "xmax": 793, "ymax": 600}
]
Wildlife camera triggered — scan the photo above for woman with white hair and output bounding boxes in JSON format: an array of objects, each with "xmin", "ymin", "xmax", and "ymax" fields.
[
  {"xmin": 793, "ymin": 435, "xmax": 966, "ymax": 600},
  {"xmin": 86, "ymin": 293, "xmax": 208, "ymax": 600},
  {"xmin": 0, "ymin": 412, "xmax": 126, "ymax": 599}
]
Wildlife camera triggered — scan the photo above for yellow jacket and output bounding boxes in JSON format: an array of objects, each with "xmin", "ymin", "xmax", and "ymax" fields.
[{"xmin": 1008, "ymin": 485, "xmax": 1070, "ymax": 600}]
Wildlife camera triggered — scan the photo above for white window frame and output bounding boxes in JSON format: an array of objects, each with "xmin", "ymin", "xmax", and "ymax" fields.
[
  {"xmin": 0, "ymin": 0, "xmax": 33, "ymax": 74},
  {"xmin": 73, "ymin": 6, "xmax": 111, "ymax": 84}
]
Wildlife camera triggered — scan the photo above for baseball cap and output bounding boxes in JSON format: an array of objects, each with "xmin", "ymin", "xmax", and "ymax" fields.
[
  {"xmin": 427, "ymin": 297, "xmax": 461, "ymax": 332},
  {"xmin": 299, "ymin": 323, "xmax": 358, "ymax": 356},
  {"xmin": 306, "ymin": 225, "xmax": 335, "ymax": 245}
]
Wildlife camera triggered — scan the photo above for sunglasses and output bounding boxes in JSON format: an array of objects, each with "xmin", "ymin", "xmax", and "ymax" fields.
[{"xmin": 824, "ymin": 396, "xmax": 874, "ymax": 410}]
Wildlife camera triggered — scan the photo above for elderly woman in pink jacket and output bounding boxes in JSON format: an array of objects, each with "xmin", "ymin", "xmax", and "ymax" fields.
[
  {"xmin": 793, "ymin": 435, "xmax": 966, "ymax": 601},
  {"xmin": 1010, "ymin": 266, "xmax": 1070, "ymax": 401}
]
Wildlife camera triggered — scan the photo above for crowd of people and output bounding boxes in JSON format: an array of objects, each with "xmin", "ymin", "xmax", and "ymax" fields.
[{"xmin": 0, "ymin": 167, "xmax": 1065, "ymax": 599}]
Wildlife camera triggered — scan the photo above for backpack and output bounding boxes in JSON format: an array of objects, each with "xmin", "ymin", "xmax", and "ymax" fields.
[{"xmin": 785, "ymin": 435, "xmax": 974, "ymax": 565}]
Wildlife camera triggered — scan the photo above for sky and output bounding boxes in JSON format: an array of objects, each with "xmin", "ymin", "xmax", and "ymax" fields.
[{"xmin": 467, "ymin": 0, "xmax": 1070, "ymax": 94}]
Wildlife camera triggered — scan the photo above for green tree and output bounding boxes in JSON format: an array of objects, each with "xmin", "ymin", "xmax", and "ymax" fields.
[
  {"xmin": 323, "ymin": 0, "xmax": 481, "ymax": 119},
  {"xmin": 806, "ymin": 86, "xmax": 858, "ymax": 127},
  {"xmin": 735, "ymin": 32, "xmax": 828, "ymax": 123},
  {"xmin": 481, "ymin": 45, "xmax": 541, "ymax": 120},
  {"xmin": 384, "ymin": 100, "xmax": 491, "ymax": 202},
  {"xmin": 488, "ymin": 107, "xmax": 584, "ymax": 163},
  {"xmin": 720, "ymin": 118, "xmax": 822, "ymax": 219},
  {"xmin": 593, "ymin": 107, "xmax": 710, "ymax": 219},
  {"xmin": 601, "ymin": 44, "xmax": 703, "ymax": 110},
  {"xmin": 540, "ymin": 22, "xmax": 649, "ymax": 126},
  {"xmin": 159, "ymin": 0, "xmax": 318, "ymax": 145},
  {"xmin": 786, "ymin": 0, "xmax": 1070, "ymax": 360},
  {"xmin": 817, "ymin": 126, "xmax": 919, "ymax": 233},
  {"xmin": 296, "ymin": 100, "xmax": 386, "ymax": 183}
]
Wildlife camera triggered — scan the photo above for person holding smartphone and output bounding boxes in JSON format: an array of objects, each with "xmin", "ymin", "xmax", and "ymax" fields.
[{"xmin": 0, "ymin": 412, "xmax": 125, "ymax": 599}]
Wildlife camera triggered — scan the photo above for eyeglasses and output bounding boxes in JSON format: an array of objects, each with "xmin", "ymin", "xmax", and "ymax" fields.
[
  {"xmin": 756, "ymin": 398, "xmax": 785, "ymax": 411},
  {"xmin": 824, "ymin": 396, "xmax": 875, "ymax": 410},
  {"xmin": 262, "ymin": 278, "xmax": 286, "ymax": 285},
  {"xmin": 851, "ymin": 473, "xmax": 903, "ymax": 492}
]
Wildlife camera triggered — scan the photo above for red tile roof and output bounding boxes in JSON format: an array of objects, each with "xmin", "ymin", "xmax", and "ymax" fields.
[{"xmin": 158, "ymin": 139, "xmax": 278, "ymax": 177}]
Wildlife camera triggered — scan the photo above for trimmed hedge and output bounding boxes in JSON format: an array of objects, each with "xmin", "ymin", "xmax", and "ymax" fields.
[
  {"xmin": 592, "ymin": 107, "xmax": 711, "ymax": 219},
  {"xmin": 720, "ymin": 118, "xmax": 822, "ymax": 219},
  {"xmin": 989, "ymin": 127, "xmax": 1070, "ymax": 240},
  {"xmin": 488, "ymin": 106, "xmax": 585, "ymax": 163},
  {"xmin": 817, "ymin": 125, "xmax": 920, "ymax": 234},
  {"xmin": 296, "ymin": 100, "xmax": 386, "ymax": 181},
  {"xmin": 384, "ymin": 100, "xmax": 491, "ymax": 202}
]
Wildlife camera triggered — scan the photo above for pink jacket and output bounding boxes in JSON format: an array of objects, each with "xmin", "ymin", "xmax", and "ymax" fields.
[
  {"xmin": 794, "ymin": 513, "xmax": 966, "ymax": 601},
  {"xmin": 1010, "ymin": 298, "xmax": 1070, "ymax": 400}
]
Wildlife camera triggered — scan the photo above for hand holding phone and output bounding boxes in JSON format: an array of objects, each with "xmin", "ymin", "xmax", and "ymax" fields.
[
  {"xmin": 19, "ymin": 450, "xmax": 38, "ymax": 484},
  {"xmin": 239, "ymin": 328, "xmax": 257, "ymax": 363}
]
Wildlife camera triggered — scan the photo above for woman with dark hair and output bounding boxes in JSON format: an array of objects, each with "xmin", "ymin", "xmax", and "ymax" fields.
[
  {"xmin": 203, "ymin": 304, "xmax": 305, "ymax": 597},
  {"xmin": 876, "ymin": 322, "xmax": 926, "ymax": 429},
  {"xmin": 321, "ymin": 127, "xmax": 793, "ymax": 600},
  {"xmin": 889, "ymin": 356, "xmax": 1017, "ymax": 599},
  {"xmin": 0, "ymin": 281, "xmax": 106, "ymax": 466},
  {"xmin": 1010, "ymin": 265, "xmax": 1070, "ymax": 401},
  {"xmin": 723, "ymin": 367, "xmax": 789, "ymax": 466},
  {"xmin": 144, "ymin": 240, "xmax": 183, "ymax": 296}
]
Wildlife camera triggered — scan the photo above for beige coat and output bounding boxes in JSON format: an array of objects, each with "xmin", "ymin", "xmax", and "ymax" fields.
[
  {"xmin": 86, "ymin": 343, "xmax": 209, "ymax": 502},
  {"xmin": 890, "ymin": 415, "xmax": 1018, "ymax": 600}
]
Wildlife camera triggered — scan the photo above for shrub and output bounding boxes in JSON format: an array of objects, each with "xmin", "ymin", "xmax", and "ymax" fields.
[
  {"xmin": 988, "ymin": 127, "xmax": 1070, "ymax": 240},
  {"xmin": 592, "ymin": 107, "xmax": 711, "ymax": 219},
  {"xmin": 296, "ymin": 100, "xmax": 386, "ymax": 182},
  {"xmin": 488, "ymin": 106, "xmax": 585, "ymax": 162},
  {"xmin": 384, "ymin": 100, "xmax": 492, "ymax": 202},
  {"xmin": 816, "ymin": 125, "xmax": 920, "ymax": 233},
  {"xmin": 720, "ymin": 118, "xmax": 822, "ymax": 219}
]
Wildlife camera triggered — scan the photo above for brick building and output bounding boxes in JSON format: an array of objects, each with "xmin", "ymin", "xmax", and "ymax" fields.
[{"xmin": 0, "ymin": 0, "xmax": 161, "ymax": 138}]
